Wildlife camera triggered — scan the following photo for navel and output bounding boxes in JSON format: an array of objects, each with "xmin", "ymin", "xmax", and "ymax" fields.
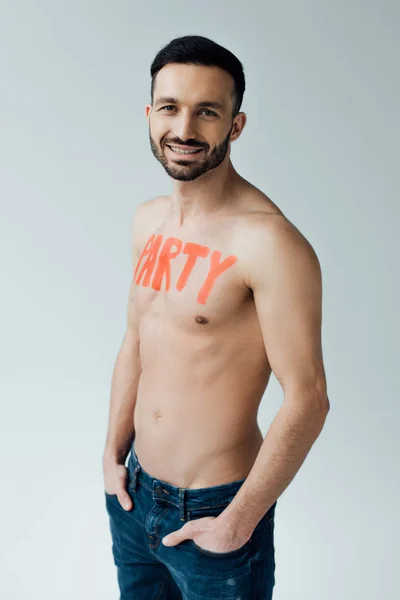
[{"xmin": 154, "ymin": 409, "xmax": 163, "ymax": 421}]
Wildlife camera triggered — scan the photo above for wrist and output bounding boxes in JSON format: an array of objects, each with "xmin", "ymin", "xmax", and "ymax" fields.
[
  {"xmin": 102, "ymin": 448, "xmax": 127, "ymax": 467},
  {"xmin": 216, "ymin": 504, "xmax": 255, "ymax": 539}
]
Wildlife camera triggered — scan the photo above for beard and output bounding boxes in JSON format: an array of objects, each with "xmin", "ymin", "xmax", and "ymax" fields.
[{"xmin": 148, "ymin": 124, "xmax": 233, "ymax": 182}]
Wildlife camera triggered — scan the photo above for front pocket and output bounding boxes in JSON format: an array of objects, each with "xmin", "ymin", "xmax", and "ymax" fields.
[
  {"xmin": 104, "ymin": 490, "xmax": 118, "ymax": 497},
  {"xmin": 187, "ymin": 536, "xmax": 252, "ymax": 559},
  {"xmin": 187, "ymin": 499, "xmax": 232, "ymax": 521},
  {"xmin": 186, "ymin": 501, "xmax": 252, "ymax": 559}
]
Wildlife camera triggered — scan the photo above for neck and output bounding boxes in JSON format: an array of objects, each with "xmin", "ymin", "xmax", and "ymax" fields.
[{"xmin": 170, "ymin": 159, "xmax": 244, "ymax": 225}]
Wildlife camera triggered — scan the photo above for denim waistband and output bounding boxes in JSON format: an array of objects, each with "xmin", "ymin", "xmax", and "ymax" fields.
[{"xmin": 127, "ymin": 442, "xmax": 249, "ymax": 514}]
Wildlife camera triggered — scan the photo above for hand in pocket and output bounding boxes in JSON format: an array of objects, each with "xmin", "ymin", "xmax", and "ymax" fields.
[{"xmin": 103, "ymin": 460, "xmax": 133, "ymax": 511}]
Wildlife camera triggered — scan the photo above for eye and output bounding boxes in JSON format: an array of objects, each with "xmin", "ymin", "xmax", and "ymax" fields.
[{"xmin": 160, "ymin": 106, "xmax": 218, "ymax": 117}]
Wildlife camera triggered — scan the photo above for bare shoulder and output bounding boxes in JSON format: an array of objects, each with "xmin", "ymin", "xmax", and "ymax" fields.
[
  {"xmin": 240, "ymin": 211, "xmax": 316, "ymax": 256},
  {"xmin": 135, "ymin": 195, "xmax": 166, "ymax": 222},
  {"xmin": 235, "ymin": 192, "xmax": 321, "ymax": 290},
  {"xmin": 132, "ymin": 195, "xmax": 168, "ymax": 251}
]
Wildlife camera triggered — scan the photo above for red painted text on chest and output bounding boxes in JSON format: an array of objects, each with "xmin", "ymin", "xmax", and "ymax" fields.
[{"xmin": 134, "ymin": 234, "xmax": 238, "ymax": 305}]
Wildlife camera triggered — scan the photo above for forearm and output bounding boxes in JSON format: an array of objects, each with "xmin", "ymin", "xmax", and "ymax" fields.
[
  {"xmin": 219, "ymin": 391, "xmax": 330, "ymax": 536},
  {"xmin": 103, "ymin": 333, "xmax": 142, "ymax": 465}
]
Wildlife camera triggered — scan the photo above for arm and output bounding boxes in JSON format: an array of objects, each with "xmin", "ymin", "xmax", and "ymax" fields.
[
  {"xmin": 102, "ymin": 205, "xmax": 143, "ymax": 480},
  {"xmin": 219, "ymin": 216, "xmax": 330, "ymax": 537}
]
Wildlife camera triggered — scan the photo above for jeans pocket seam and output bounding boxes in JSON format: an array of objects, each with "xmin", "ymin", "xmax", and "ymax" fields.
[{"xmin": 188, "ymin": 537, "xmax": 252, "ymax": 559}]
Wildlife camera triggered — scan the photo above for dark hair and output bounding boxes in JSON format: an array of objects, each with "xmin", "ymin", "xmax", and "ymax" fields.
[{"xmin": 150, "ymin": 35, "xmax": 245, "ymax": 119}]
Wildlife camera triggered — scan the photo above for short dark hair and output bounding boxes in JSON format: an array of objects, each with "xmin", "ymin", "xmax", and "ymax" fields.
[{"xmin": 150, "ymin": 35, "xmax": 246, "ymax": 119}]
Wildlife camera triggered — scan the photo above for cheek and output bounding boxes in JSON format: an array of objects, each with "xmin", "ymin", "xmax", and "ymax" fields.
[{"xmin": 149, "ymin": 121, "xmax": 164, "ymax": 140}]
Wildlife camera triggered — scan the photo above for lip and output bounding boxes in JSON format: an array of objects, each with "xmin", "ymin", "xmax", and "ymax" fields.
[
  {"xmin": 166, "ymin": 145, "xmax": 204, "ymax": 159},
  {"xmin": 167, "ymin": 144, "xmax": 205, "ymax": 151}
]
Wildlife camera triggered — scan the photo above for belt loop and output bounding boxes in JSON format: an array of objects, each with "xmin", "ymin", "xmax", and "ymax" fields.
[
  {"xmin": 130, "ymin": 463, "xmax": 141, "ymax": 492},
  {"xmin": 179, "ymin": 488, "xmax": 186, "ymax": 521}
]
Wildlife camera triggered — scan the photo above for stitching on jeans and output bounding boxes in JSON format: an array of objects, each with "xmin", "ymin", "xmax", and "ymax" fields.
[
  {"xmin": 154, "ymin": 505, "xmax": 169, "ymax": 549},
  {"xmin": 251, "ymin": 555, "xmax": 256, "ymax": 600},
  {"xmin": 189, "ymin": 536, "xmax": 252, "ymax": 558},
  {"xmin": 155, "ymin": 574, "xmax": 169, "ymax": 600},
  {"xmin": 188, "ymin": 501, "xmax": 232, "ymax": 512},
  {"xmin": 153, "ymin": 498, "xmax": 180, "ymax": 509}
]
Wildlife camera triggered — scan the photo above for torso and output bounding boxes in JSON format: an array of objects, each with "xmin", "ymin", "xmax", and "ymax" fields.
[{"xmin": 132, "ymin": 184, "xmax": 284, "ymax": 488}]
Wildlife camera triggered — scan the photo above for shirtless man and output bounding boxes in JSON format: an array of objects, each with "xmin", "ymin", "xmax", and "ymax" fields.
[{"xmin": 102, "ymin": 35, "xmax": 330, "ymax": 600}]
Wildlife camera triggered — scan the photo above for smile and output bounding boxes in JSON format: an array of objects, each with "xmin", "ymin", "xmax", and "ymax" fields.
[{"xmin": 167, "ymin": 145, "xmax": 204, "ymax": 155}]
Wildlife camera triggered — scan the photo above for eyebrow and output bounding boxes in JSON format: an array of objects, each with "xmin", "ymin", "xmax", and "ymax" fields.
[{"xmin": 154, "ymin": 96, "xmax": 226, "ymax": 112}]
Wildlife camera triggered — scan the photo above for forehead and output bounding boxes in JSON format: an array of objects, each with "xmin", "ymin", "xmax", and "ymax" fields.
[{"xmin": 153, "ymin": 63, "xmax": 234, "ymax": 107}]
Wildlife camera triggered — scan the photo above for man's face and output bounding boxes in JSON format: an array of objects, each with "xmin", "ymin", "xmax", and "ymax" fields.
[{"xmin": 147, "ymin": 64, "xmax": 236, "ymax": 182}]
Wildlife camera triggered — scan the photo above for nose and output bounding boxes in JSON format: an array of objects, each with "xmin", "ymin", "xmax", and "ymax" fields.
[{"xmin": 173, "ymin": 112, "xmax": 198, "ymax": 144}]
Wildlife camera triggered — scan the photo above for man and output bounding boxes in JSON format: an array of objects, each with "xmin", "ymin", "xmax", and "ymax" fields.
[{"xmin": 102, "ymin": 35, "xmax": 330, "ymax": 600}]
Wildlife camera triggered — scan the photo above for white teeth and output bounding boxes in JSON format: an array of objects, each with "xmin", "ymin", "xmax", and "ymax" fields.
[{"xmin": 169, "ymin": 146, "xmax": 201, "ymax": 155}]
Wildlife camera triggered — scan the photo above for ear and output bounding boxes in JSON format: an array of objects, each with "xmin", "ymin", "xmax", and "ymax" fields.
[{"xmin": 230, "ymin": 112, "xmax": 247, "ymax": 142}]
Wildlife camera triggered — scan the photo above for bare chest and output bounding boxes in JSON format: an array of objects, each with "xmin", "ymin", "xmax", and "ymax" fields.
[{"xmin": 133, "ymin": 225, "xmax": 250, "ymax": 331}]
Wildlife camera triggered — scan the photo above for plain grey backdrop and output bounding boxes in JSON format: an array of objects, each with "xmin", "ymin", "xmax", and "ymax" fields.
[{"xmin": 1, "ymin": 1, "xmax": 398, "ymax": 598}]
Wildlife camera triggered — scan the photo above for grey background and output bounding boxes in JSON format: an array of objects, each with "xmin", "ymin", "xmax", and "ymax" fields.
[{"xmin": 1, "ymin": 1, "xmax": 398, "ymax": 598}]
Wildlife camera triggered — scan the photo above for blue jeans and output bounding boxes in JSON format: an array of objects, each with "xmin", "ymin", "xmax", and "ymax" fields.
[{"xmin": 105, "ymin": 442, "xmax": 277, "ymax": 599}]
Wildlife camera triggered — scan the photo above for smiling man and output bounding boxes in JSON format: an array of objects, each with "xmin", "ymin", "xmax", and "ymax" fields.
[{"xmin": 102, "ymin": 35, "xmax": 330, "ymax": 600}]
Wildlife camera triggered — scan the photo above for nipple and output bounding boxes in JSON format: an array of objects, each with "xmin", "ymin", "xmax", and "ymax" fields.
[{"xmin": 195, "ymin": 315, "xmax": 209, "ymax": 325}]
